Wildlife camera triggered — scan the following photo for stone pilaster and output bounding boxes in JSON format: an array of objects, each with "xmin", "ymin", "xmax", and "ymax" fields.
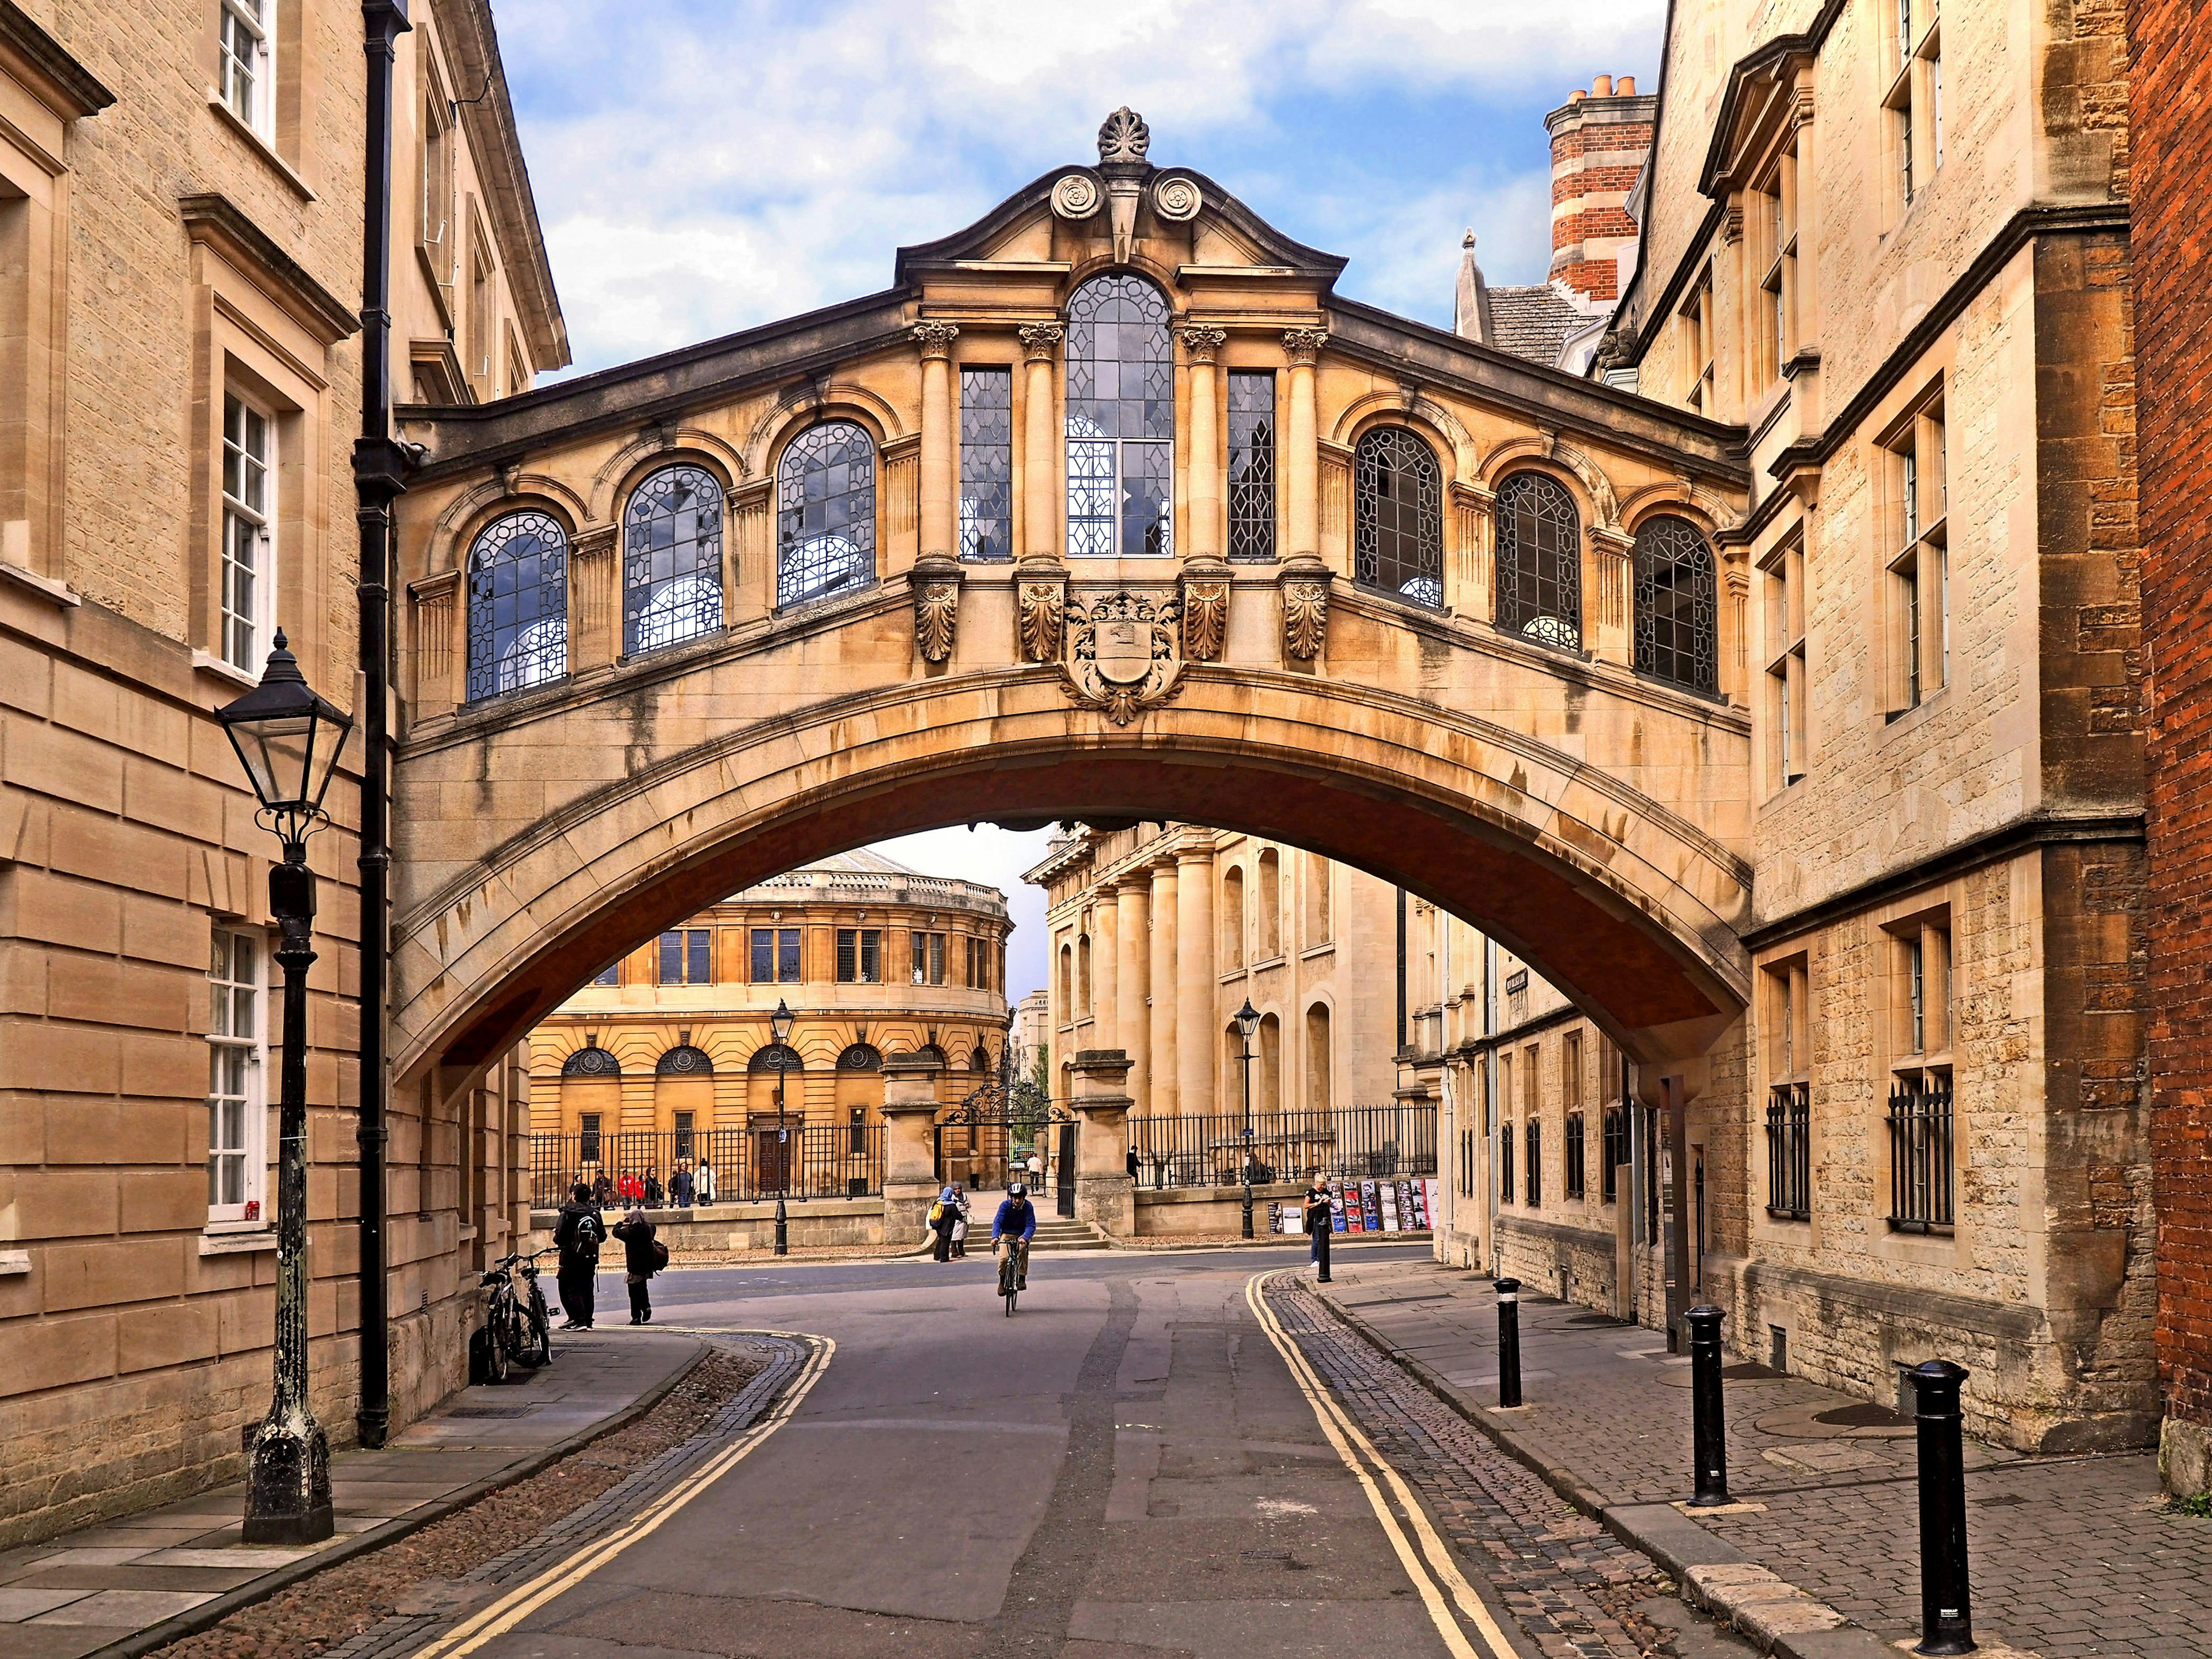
[
  {"xmin": 1148, "ymin": 858, "xmax": 1180, "ymax": 1117},
  {"xmin": 1179, "ymin": 325, "xmax": 1226, "ymax": 561},
  {"xmin": 1282, "ymin": 329, "xmax": 1327, "ymax": 562},
  {"xmin": 1018, "ymin": 324, "xmax": 1062, "ymax": 562},
  {"xmin": 1090, "ymin": 882, "xmax": 1119, "ymax": 1062},
  {"xmin": 914, "ymin": 322, "xmax": 959, "ymax": 562},
  {"xmin": 1116, "ymin": 878, "xmax": 1150, "ymax": 1113},
  {"xmin": 1176, "ymin": 846, "xmax": 1217, "ymax": 1116}
]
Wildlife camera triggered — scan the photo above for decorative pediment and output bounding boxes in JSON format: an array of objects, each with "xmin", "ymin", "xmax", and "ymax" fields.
[
  {"xmin": 893, "ymin": 108, "xmax": 1347, "ymax": 290},
  {"xmin": 1697, "ymin": 0, "xmax": 1842, "ymax": 198}
]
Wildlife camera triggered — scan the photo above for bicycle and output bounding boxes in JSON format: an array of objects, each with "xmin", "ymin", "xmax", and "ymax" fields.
[
  {"xmin": 476, "ymin": 1247, "xmax": 555, "ymax": 1382},
  {"xmin": 996, "ymin": 1238, "xmax": 1029, "ymax": 1316}
]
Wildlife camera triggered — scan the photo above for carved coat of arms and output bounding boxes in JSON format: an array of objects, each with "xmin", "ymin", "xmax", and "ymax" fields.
[{"xmin": 1063, "ymin": 590, "xmax": 1183, "ymax": 725}]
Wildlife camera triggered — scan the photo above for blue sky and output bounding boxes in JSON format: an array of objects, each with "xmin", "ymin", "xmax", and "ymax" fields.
[{"xmin": 494, "ymin": 0, "xmax": 1665, "ymax": 997}]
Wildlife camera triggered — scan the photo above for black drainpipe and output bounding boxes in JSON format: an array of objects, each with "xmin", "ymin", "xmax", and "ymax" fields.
[
  {"xmin": 353, "ymin": 0, "xmax": 412, "ymax": 1451},
  {"xmin": 1395, "ymin": 887, "xmax": 1407, "ymax": 1054}
]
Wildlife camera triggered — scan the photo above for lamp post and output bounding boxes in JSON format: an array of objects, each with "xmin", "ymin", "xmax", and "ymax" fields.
[
  {"xmin": 771, "ymin": 997, "xmax": 793, "ymax": 1256},
  {"xmin": 215, "ymin": 631, "xmax": 353, "ymax": 1546},
  {"xmin": 1234, "ymin": 997, "xmax": 1260, "ymax": 1241}
]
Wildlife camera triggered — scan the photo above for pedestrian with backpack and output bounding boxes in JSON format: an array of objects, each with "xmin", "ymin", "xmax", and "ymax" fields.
[
  {"xmin": 554, "ymin": 1182, "xmax": 604, "ymax": 1330},
  {"xmin": 612, "ymin": 1206, "xmax": 662, "ymax": 1324}
]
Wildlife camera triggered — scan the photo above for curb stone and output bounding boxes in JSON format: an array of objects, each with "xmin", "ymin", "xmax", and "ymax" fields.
[
  {"xmin": 1306, "ymin": 1281, "xmax": 1985, "ymax": 1659},
  {"xmin": 86, "ymin": 1335, "xmax": 713, "ymax": 1659}
]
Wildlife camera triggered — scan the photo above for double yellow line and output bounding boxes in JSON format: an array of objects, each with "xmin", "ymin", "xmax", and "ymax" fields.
[
  {"xmin": 406, "ymin": 1333, "xmax": 835, "ymax": 1659},
  {"xmin": 1245, "ymin": 1271, "xmax": 1521, "ymax": 1659}
]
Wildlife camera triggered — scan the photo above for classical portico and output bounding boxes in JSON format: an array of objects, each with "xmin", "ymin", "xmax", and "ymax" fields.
[{"xmin": 389, "ymin": 108, "xmax": 1752, "ymax": 1132}]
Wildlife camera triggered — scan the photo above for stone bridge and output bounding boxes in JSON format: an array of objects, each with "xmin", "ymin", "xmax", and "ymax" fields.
[{"xmin": 388, "ymin": 109, "xmax": 1753, "ymax": 1107}]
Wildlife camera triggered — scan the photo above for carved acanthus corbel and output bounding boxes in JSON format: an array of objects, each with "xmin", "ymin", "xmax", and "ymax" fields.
[
  {"xmin": 1277, "ymin": 558, "xmax": 1332, "ymax": 662},
  {"xmin": 908, "ymin": 555, "xmax": 964, "ymax": 664},
  {"xmin": 1016, "ymin": 562, "xmax": 1067, "ymax": 663},
  {"xmin": 1179, "ymin": 560, "xmax": 1230, "ymax": 662}
]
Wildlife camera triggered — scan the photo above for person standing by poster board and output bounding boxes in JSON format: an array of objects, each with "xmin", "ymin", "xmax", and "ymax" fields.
[{"xmin": 1304, "ymin": 1173, "xmax": 1334, "ymax": 1282}]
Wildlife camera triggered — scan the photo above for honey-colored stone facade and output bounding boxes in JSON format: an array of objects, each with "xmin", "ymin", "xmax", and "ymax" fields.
[{"xmin": 0, "ymin": 1, "xmax": 563, "ymax": 1544}]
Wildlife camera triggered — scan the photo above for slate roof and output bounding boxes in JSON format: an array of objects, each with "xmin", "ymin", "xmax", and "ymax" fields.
[{"xmin": 1484, "ymin": 285, "xmax": 1590, "ymax": 369}]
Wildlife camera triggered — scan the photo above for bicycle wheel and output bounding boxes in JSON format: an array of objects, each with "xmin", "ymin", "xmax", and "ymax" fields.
[
  {"xmin": 1003, "ymin": 1283, "xmax": 1016, "ymax": 1316},
  {"xmin": 484, "ymin": 1304, "xmax": 512, "ymax": 1384},
  {"xmin": 524, "ymin": 1282, "xmax": 553, "ymax": 1366}
]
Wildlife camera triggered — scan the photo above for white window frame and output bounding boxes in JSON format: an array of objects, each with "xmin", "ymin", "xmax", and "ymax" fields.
[
  {"xmin": 221, "ymin": 390, "xmax": 275, "ymax": 673},
  {"xmin": 218, "ymin": 0, "xmax": 275, "ymax": 142},
  {"xmin": 207, "ymin": 927, "xmax": 268, "ymax": 1227}
]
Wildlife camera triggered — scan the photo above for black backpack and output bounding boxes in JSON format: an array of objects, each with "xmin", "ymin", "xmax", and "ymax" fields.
[{"xmin": 572, "ymin": 1210, "xmax": 603, "ymax": 1256}]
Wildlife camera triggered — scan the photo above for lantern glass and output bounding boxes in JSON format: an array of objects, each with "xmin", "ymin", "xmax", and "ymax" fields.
[
  {"xmin": 1234, "ymin": 998, "xmax": 1261, "ymax": 1040},
  {"xmin": 215, "ymin": 631, "xmax": 353, "ymax": 846},
  {"xmin": 771, "ymin": 998, "xmax": 794, "ymax": 1044}
]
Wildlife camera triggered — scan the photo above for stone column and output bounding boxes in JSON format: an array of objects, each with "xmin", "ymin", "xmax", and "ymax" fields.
[
  {"xmin": 914, "ymin": 323, "xmax": 959, "ymax": 562},
  {"xmin": 1282, "ymin": 329, "xmax": 1327, "ymax": 561},
  {"xmin": 1092, "ymin": 883, "xmax": 1119, "ymax": 1061},
  {"xmin": 1067, "ymin": 1048, "xmax": 1135, "ymax": 1237},
  {"xmin": 1018, "ymin": 324, "xmax": 1062, "ymax": 561},
  {"xmin": 1116, "ymin": 878, "xmax": 1150, "ymax": 1112},
  {"xmin": 880, "ymin": 1053, "xmax": 944, "ymax": 1246},
  {"xmin": 1147, "ymin": 859, "xmax": 1179, "ymax": 1118},
  {"xmin": 1176, "ymin": 847, "xmax": 1218, "ymax": 1117},
  {"xmin": 1179, "ymin": 325, "xmax": 1226, "ymax": 560}
]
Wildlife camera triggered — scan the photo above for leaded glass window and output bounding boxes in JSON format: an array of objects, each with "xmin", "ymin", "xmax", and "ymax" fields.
[
  {"xmin": 466, "ymin": 509, "xmax": 569, "ymax": 701},
  {"xmin": 1065, "ymin": 274, "xmax": 1173, "ymax": 557},
  {"xmin": 1353, "ymin": 428, "xmax": 1442, "ymax": 607},
  {"xmin": 1633, "ymin": 515, "xmax": 1719, "ymax": 694},
  {"xmin": 777, "ymin": 421, "xmax": 876, "ymax": 607},
  {"xmin": 221, "ymin": 395, "xmax": 273, "ymax": 672},
  {"xmin": 1228, "ymin": 371, "xmax": 1277, "ymax": 561},
  {"xmin": 623, "ymin": 464, "xmax": 724, "ymax": 656},
  {"xmin": 959, "ymin": 367, "xmax": 1012, "ymax": 560},
  {"xmin": 1495, "ymin": 472, "xmax": 1582, "ymax": 651}
]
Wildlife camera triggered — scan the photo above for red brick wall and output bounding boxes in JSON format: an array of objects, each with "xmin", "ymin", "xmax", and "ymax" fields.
[{"xmin": 2134, "ymin": 0, "xmax": 2212, "ymax": 1428}]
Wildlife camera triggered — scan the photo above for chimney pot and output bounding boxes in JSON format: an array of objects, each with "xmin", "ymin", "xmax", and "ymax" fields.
[
  {"xmin": 1618, "ymin": 74, "xmax": 1636, "ymax": 95},
  {"xmin": 1570, "ymin": 89, "xmax": 1586, "ymax": 103},
  {"xmin": 1592, "ymin": 74, "xmax": 1613, "ymax": 96}
]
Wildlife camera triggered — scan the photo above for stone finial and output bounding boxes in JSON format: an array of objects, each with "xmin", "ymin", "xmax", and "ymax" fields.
[
  {"xmin": 1097, "ymin": 106, "xmax": 1150, "ymax": 165},
  {"xmin": 1018, "ymin": 323, "xmax": 1064, "ymax": 362},
  {"xmin": 911, "ymin": 320, "xmax": 959, "ymax": 359}
]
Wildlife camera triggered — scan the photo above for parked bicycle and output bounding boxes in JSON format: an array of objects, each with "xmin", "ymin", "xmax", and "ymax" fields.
[{"xmin": 475, "ymin": 1247, "xmax": 555, "ymax": 1383}]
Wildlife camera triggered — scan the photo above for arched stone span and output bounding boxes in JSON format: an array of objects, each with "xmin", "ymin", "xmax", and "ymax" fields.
[{"xmin": 392, "ymin": 651, "xmax": 1750, "ymax": 1092}]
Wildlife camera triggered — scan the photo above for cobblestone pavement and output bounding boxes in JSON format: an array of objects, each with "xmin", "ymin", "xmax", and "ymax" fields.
[
  {"xmin": 1317, "ymin": 1258, "xmax": 2212, "ymax": 1659},
  {"xmin": 1264, "ymin": 1274, "xmax": 1697, "ymax": 1659}
]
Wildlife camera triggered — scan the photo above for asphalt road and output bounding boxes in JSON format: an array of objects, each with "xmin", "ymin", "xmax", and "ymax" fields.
[{"xmin": 464, "ymin": 1242, "xmax": 1517, "ymax": 1659}]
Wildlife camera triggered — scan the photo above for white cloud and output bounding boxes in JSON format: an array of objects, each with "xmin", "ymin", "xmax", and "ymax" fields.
[{"xmin": 497, "ymin": 0, "xmax": 1660, "ymax": 373}]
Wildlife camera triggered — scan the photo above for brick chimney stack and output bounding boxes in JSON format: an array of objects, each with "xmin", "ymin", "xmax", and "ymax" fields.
[{"xmin": 1543, "ymin": 74, "xmax": 1658, "ymax": 303}]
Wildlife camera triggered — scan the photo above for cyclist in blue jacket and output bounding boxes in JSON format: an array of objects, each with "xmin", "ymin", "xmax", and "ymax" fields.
[{"xmin": 992, "ymin": 1183, "xmax": 1039, "ymax": 1291}]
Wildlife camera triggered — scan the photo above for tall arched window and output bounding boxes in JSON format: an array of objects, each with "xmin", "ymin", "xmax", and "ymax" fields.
[
  {"xmin": 1353, "ymin": 428, "xmax": 1442, "ymax": 607},
  {"xmin": 1257, "ymin": 849, "xmax": 1281, "ymax": 959},
  {"xmin": 1078, "ymin": 934, "xmax": 1093, "ymax": 1014},
  {"xmin": 466, "ymin": 509, "xmax": 568, "ymax": 701},
  {"xmin": 624, "ymin": 464, "xmax": 724, "ymax": 656},
  {"xmin": 1259, "ymin": 1012, "xmax": 1281, "ymax": 1113},
  {"xmin": 1059, "ymin": 942, "xmax": 1074, "ymax": 1021},
  {"xmin": 1495, "ymin": 472, "xmax": 1582, "ymax": 650},
  {"xmin": 1065, "ymin": 274, "xmax": 1173, "ymax": 557},
  {"xmin": 777, "ymin": 420, "xmax": 875, "ymax": 607},
  {"xmin": 1306, "ymin": 1004, "xmax": 1332, "ymax": 1112},
  {"xmin": 1632, "ymin": 514, "xmax": 1719, "ymax": 694},
  {"xmin": 1221, "ymin": 867, "xmax": 1245, "ymax": 967}
]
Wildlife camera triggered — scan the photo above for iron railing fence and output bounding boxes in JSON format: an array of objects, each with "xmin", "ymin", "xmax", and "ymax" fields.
[
  {"xmin": 1127, "ymin": 1104, "xmax": 1437, "ymax": 1191},
  {"xmin": 1766, "ymin": 1081, "xmax": 1811, "ymax": 1220},
  {"xmin": 529, "ymin": 1126, "xmax": 883, "ymax": 1210},
  {"xmin": 1887, "ymin": 1080, "xmax": 1955, "ymax": 1233}
]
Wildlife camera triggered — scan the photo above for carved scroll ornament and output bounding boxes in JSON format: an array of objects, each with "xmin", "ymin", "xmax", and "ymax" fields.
[{"xmin": 1181, "ymin": 580, "xmax": 1228, "ymax": 661}]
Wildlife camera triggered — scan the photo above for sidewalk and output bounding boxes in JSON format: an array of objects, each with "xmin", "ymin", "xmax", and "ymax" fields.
[
  {"xmin": 1312, "ymin": 1256, "xmax": 2211, "ymax": 1659},
  {"xmin": 0, "ymin": 1328, "xmax": 704, "ymax": 1659}
]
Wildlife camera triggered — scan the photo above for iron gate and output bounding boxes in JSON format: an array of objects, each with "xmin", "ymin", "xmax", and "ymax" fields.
[
  {"xmin": 1056, "ymin": 1120, "xmax": 1076, "ymax": 1218},
  {"xmin": 934, "ymin": 1053, "xmax": 1071, "ymax": 1202}
]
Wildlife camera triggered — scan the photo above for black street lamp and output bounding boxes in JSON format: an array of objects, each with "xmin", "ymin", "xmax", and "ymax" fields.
[
  {"xmin": 771, "ymin": 997, "xmax": 793, "ymax": 1256},
  {"xmin": 1234, "ymin": 998, "xmax": 1260, "ymax": 1241},
  {"xmin": 215, "ymin": 631, "xmax": 353, "ymax": 1545}
]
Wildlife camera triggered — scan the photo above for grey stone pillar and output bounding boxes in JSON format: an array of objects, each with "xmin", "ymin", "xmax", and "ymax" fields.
[
  {"xmin": 881, "ymin": 1054, "xmax": 944, "ymax": 1246},
  {"xmin": 1067, "ymin": 1048, "xmax": 1136, "ymax": 1238}
]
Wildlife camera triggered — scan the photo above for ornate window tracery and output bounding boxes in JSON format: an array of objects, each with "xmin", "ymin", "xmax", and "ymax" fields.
[
  {"xmin": 1228, "ymin": 370, "xmax": 1277, "ymax": 560},
  {"xmin": 623, "ymin": 464, "xmax": 724, "ymax": 656},
  {"xmin": 959, "ymin": 366, "xmax": 1013, "ymax": 560},
  {"xmin": 656, "ymin": 1044, "xmax": 714, "ymax": 1076},
  {"xmin": 1353, "ymin": 428, "xmax": 1442, "ymax": 607},
  {"xmin": 837, "ymin": 1043, "xmax": 882, "ymax": 1072},
  {"xmin": 1065, "ymin": 274, "xmax": 1173, "ymax": 557},
  {"xmin": 748, "ymin": 1042, "xmax": 804, "ymax": 1073},
  {"xmin": 1632, "ymin": 514, "xmax": 1719, "ymax": 694},
  {"xmin": 777, "ymin": 421, "xmax": 876, "ymax": 607},
  {"xmin": 562, "ymin": 1043, "xmax": 619, "ymax": 1078},
  {"xmin": 466, "ymin": 509, "xmax": 569, "ymax": 702},
  {"xmin": 1495, "ymin": 472, "xmax": 1582, "ymax": 650}
]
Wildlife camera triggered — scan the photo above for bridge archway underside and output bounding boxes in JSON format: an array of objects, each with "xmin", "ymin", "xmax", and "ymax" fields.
[{"xmin": 392, "ymin": 592, "xmax": 1752, "ymax": 1086}]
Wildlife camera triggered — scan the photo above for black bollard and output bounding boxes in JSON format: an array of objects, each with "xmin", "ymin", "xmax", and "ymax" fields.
[
  {"xmin": 1315, "ymin": 1218, "xmax": 1332, "ymax": 1283},
  {"xmin": 1495, "ymin": 1277, "xmax": 1522, "ymax": 1407},
  {"xmin": 1910, "ymin": 1359, "xmax": 1975, "ymax": 1656},
  {"xmin": 1685, "ymin": 1304, "xmax": 1730, "ymax": 1506}
]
